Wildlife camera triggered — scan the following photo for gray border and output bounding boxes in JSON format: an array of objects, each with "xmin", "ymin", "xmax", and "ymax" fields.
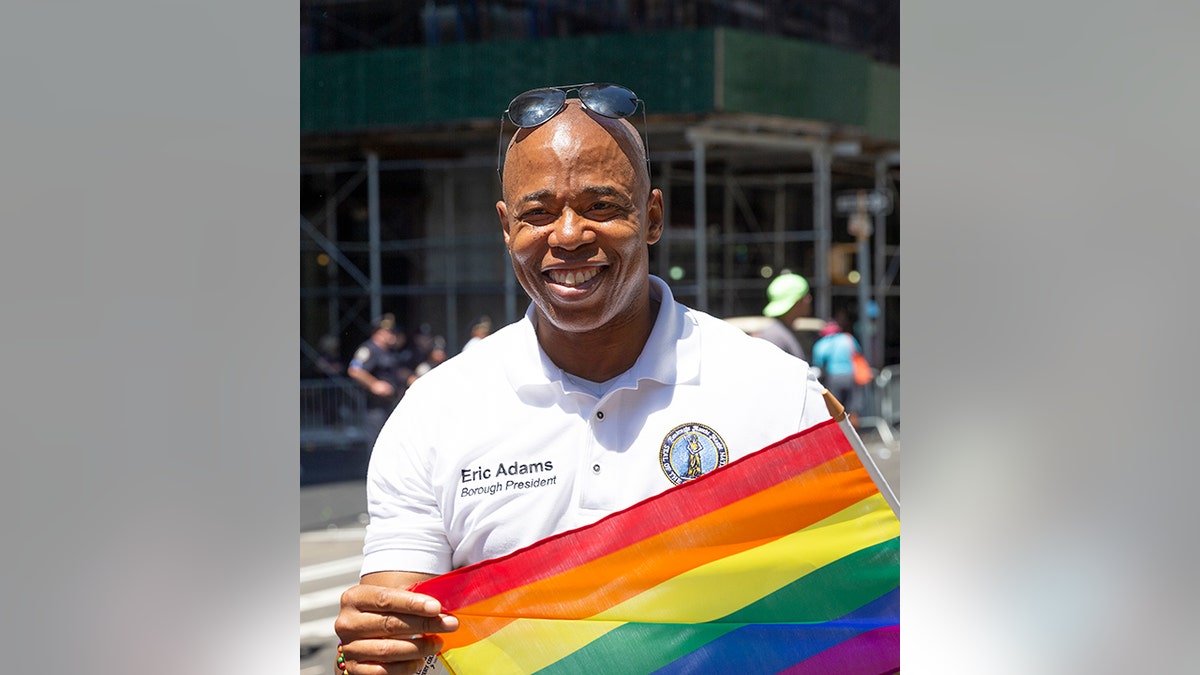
[
  {"xmin": 3, "ymin": 4, "xmax": 298, "ymax": 673},
  {"xmin": 904, "ymin": 1, "xmax": 1200, "ymax": 670},
  {"xmin": 12, "ymin": 0, "xmax": 1200, "ymax": 670}
]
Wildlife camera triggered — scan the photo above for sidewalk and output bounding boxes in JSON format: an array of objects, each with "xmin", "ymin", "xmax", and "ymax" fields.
[{"xmin": 300, "ymin": 479, "xmax": 369, "ymax": 532}]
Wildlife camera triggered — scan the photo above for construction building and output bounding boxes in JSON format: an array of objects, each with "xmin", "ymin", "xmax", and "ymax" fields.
[{"xmin": 300, "ymin": 1, "xmax": 900, "ymax": 468}]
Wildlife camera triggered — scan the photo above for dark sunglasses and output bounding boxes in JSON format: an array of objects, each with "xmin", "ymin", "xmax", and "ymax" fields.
[{"xmin": 497, "ymin": 82, "xmax": 650, "ymax": 179}]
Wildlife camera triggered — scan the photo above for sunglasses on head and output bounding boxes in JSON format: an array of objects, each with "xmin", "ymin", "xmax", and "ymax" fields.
[{"xmin": 497, "ymin": 82, "xmax": 650, "ymax": 178}]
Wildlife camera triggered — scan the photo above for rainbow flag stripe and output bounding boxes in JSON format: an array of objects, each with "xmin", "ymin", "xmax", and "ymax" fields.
[{"xmin": 411, "ymin": 419, "xmax": 900, "ymax": 675}]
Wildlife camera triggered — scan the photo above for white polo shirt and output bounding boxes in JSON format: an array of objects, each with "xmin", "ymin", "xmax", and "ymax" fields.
[{"xmin": 361, "ymin": 276, "xmax": 831, "ymax": 576}]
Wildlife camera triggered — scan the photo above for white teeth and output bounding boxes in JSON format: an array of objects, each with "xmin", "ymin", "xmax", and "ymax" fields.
[{"xmin": 547, "ymin": 267, "xmax": 600, "ymax": 287}]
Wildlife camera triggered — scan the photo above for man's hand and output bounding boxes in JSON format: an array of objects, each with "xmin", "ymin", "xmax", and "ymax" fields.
[
  {"xmin": 369, "ymin": 380, "xmax": 396, "ymax": 398},
  {"xmin": 334, "ymin": 576, "xmax": 458, "ymax": 675}
]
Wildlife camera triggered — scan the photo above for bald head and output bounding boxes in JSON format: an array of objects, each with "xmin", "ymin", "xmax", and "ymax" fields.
[{"xmin": 501, "ymin": 100, "xmax": 649, "ymax": 200}]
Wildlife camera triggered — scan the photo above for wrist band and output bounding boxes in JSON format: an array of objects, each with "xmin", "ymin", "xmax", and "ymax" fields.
[{"xmin": 337, "ymin": 641, "xmax": 347, "ymax": 673}]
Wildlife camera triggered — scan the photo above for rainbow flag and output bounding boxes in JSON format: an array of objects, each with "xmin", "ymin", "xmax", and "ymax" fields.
[{"xmin": 411, "ymin": 418, "xmax": 900, "ymax": 675}]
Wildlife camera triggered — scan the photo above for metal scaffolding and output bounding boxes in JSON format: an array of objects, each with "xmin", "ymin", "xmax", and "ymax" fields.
[{"xmin": 301, "ymin": 117, "xmax": 899, "ymax": 374}]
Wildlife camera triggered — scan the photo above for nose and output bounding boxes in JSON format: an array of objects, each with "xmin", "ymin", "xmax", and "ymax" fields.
[{"xmin": 546, "ymin": 208, "xmax": 595, "ymax": 250}]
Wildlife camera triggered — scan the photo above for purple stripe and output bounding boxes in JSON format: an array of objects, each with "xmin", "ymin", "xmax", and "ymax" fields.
[{"xmin": 775, "ymin": 626, "xmax": 899, "ymax": 675}]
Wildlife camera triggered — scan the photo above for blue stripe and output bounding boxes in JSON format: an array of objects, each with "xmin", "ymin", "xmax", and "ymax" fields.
[{"xmin": 648, "ymin": 588, "xmax": 899, "ymax": 675}]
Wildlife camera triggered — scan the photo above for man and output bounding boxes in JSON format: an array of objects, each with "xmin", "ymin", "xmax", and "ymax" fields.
[
  {"xmin": 753, "ymin": 272, "xmax": 812, "ymax": 359},
  {"xmin": 412, "ymin": 336, "xmax": 448, "ymax": 379},
  {"xmin": 334, "ymin": 86, "xmax": 831, "ymax": 674},
  {"xmin": 459, "ymin": 315, "xmax": 491, "ymax": 353},
  {"xmin": 346, "ymin": 314, "xmax": 409, "ymax": 443}
]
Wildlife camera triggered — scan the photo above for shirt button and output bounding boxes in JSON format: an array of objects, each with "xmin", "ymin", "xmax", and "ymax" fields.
[
  {"xmin": 592, "ymin": 464, "xmax": 601, "ymax": 474},
  {"xmin": 595, "ymin": 411, "xmax": 605, "ymax": 420}
]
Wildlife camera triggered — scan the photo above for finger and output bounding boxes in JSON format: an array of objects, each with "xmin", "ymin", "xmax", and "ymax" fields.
[
  {"xmin": 343, "ymin": 585, "xmax": 444, "ymax": 616},
  {"xmin": 337, "ymin": 609, "xmax": 457, "ymax": 641},
  {"xmin": 341, "ymin": 635, "xmax": 444, "ymax": 674},
  {"xmin": 378, "ymin": 612, "xmax": 459, "ymax": 636},
  {"xmin": 345, "ymin": 634, "xmax": 444, "ymax": 662}
]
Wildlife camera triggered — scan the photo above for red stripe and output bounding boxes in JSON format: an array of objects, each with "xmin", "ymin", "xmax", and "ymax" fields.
[{"xmin": 414, "ymin": 419, "xmax": 850, "ymax": 607}]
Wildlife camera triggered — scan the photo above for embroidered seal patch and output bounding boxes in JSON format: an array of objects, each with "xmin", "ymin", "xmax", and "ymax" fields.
[{"xmin": 659, "ymin": 423, "xmax": 728, "ymax": 485}]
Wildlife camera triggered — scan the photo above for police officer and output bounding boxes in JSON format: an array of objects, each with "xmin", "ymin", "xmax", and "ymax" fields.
[{"xmin": 347, "ymin": 314, "xmax": 409, "ymax": 442}]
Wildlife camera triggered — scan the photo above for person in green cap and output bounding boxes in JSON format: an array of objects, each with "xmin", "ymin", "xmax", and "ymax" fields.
[{"xmin": 754, "ymin": 272, "xmax": 813, "ymax": 360}]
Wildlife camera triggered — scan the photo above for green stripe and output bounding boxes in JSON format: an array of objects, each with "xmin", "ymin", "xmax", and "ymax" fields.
[
  {"xmin": 531, "ymin": 622, "xmax": 739, "ymax": 675},
  {"xmin": 532, "ymin": 538, "xmax": 899, "ymax": 675},
  {"xmin": 723, "ymin": 537, "xmax": 899, "ymax": 623}
]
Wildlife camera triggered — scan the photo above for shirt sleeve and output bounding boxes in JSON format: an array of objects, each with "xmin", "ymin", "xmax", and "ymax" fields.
[
  {"xmin": 360, "ymin": 397, "xmax": 452, "ymax": 576},
  {"xmin": 349, "ymin": 344, "xmax": 374, "ymax": 371},
  {"xmin": 798, "ymin": 364, "xmax": 834, "ymax": 431}
]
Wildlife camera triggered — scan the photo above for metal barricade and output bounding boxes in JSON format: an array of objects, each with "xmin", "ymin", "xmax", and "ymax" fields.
[
  {"xmin": 300, "ymin": 377, "xmax": 369, "ymax": 449},
  {"xmin": 876, "ymin": 365, "xmax": 899, "ymax": 430},
  {"xmin": 857, "ymin": 364, "xmax": 899, "ymax": 448}
]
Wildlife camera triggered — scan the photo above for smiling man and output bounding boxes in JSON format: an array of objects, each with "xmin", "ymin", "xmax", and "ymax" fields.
[
  {"xmin": 334, "ymin": 86, "xmax": 831, "ymax": 675},
  {"xmin": 497, "ymin": 97, "xmax": 663, "ymax": 384}
]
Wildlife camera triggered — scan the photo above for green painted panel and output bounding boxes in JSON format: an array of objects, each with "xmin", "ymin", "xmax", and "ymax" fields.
[
  {"xmin": 866, "ymin": 63, "xmax": 900, "ymax": 142},
  {"xmin": 302, "ymin": 30, "xmax": 714, "ymax": 132},
  {"xmin": 720, "ymin": 28, "xmax": 870, "ymax": 126},
  {"xmin": 301, "ymin": 28, "xmax": 896, "ymax": 141}
]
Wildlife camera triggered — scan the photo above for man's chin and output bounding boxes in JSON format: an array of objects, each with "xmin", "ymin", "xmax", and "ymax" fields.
[{"xmin": 534, "ymin": 303, "xmax": 612, "ymax": 335}]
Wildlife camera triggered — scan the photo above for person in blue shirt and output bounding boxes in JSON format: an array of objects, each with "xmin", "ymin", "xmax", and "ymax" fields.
[{"xmin": 811, "ymin": 320, "xmax": 865, "ymax": 425}]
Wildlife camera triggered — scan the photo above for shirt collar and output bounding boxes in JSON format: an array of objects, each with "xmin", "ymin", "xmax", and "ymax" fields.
[{"xmin": 503, "ymin": 275, "xmax": 702, "ymax": 397}]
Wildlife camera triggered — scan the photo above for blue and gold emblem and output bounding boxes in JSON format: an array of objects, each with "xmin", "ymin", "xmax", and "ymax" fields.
[{"xmin": 659, "ymin": 423, "xmax": 728, "ymax": 485}]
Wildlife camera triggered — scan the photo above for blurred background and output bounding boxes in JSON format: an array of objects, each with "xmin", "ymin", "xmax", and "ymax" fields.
[{"xmin": 298, "ymin": 0, "xmax": 900, "ymax": 482}]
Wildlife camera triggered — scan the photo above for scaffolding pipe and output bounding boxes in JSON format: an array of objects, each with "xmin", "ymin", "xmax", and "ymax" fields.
[
  {"xmin": 812, "ymin": 146, "xmax": 832, "ymax": 321},
  {"xmin": 324, "ymin": 169, "xmax": 339, "ymax": 338},
  {"xmin": 874, "ymin": 157, "xmax": 890, "ymax": 367},
  {"xmin": 722, "ymin": 167, "xmax": 735, "ymax": 316},
  {"xmin": 855, "ymin": 208, "xmax": 873, "ymax": 367},
  {"xmin": 774, "ymin": 176, "xmax": 787, "ymax": 274},
  {"xmin": 658, "ymin": 161, "xmax": 672, "ymax": 282},
  {"xmin": 444, "ymin": 169, "xmax": 459, "ymax": 354},
  {"xmin": 366, "ymin": 152, "xmax": 382, "ymax": 320},
  {"xmin": 692, "ymin": 138, "xmax": 708, "ymax": 311},
  {"xmin": 300, "ymin": 217, "xmax": 372, "ymax": 289},
  {"xmin": 685, "ymin": 127, "xmax": 826, "ymax": 154}
]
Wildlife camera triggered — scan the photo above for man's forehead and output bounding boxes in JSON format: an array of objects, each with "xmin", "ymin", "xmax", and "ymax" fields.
[
  {"xmin": 504, "ymin": 101, "xmax": 646, "ymax": 196},
  {"xmin": 507, "ymin": 100, "xmax": 641, "ymax": 158},
  {"xmin": 547, "ymin": 121, "xmax": 585, "ymax": 157}
]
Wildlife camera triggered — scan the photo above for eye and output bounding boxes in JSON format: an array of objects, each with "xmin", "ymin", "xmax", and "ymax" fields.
[
  {"xmin": 585, "ymin": 201, "xmax": 621, "ymax": 218},
  {"xmin": 519, "ymin": 208, "xmax": 555, "ymax": 226}
]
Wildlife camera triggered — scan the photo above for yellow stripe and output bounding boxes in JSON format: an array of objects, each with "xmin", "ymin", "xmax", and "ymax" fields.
[
  {"xmin": 443, "ymin": 617, "xmax": 624, "ymax": 675},
  {"xmin": 445, "ymin": 494, "xmax": 897, "ymax": 671},
  {"xmin": 592, "ymin": 494, "xmax": 898, "ymax": 623}
]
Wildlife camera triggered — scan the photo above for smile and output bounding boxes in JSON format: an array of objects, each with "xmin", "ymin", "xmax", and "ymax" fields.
[{"xmin": 545, "ymin": 267, "xmax": 602, "ymax": 287}]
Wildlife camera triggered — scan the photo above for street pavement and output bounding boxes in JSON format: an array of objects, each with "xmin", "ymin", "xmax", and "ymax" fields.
[{"xmin": 299, "ymin": 427, "xmax": 900, "ymax": 675}]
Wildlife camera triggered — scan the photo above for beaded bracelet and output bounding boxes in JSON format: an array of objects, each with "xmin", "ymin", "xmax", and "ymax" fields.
[{"xmin": 336, "ymin": 641, "xmax": 347, "ymax": 673}]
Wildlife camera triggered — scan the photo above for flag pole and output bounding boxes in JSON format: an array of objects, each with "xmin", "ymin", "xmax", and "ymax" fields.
[{"xmin": 823, "ymin": 389, "xmax": 900, "ymax": 520}]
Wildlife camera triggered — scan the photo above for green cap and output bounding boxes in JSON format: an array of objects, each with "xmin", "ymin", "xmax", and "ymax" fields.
[{"xmin": 762, "ymin": 274, "xmax": 810, "ymax": 317}]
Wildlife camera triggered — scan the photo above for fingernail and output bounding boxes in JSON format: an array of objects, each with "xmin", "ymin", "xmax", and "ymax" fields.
[
  {"xmin": 441, "ymin": 614, "xmax": 459, "ymax": 631},
  {"xmin": 423, "ymin": 599, "xmax": 441, "ymax": 614}
]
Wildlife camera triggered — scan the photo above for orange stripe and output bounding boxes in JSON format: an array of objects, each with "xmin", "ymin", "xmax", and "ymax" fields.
[{"xmin": 442, "ymin": 450, "xmax": 875, "ymax": 649}]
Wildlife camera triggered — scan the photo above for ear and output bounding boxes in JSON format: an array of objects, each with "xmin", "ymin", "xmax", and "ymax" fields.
[
  {"xmin": 497, "ymin": 200, "xmax": 513, "ymax": 248},
  {"xmin": 644, "ymin": 188, "xmax": 664, "ymax": 245}
]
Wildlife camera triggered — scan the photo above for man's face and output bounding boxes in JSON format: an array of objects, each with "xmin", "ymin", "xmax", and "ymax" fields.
[
  {"xmin": 497, "ymin": 104, "xmax": 663, "ymax": 334},
  {"xmin": 377, "ymin": 329, "xmax": 401, "ymax": 350}
]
